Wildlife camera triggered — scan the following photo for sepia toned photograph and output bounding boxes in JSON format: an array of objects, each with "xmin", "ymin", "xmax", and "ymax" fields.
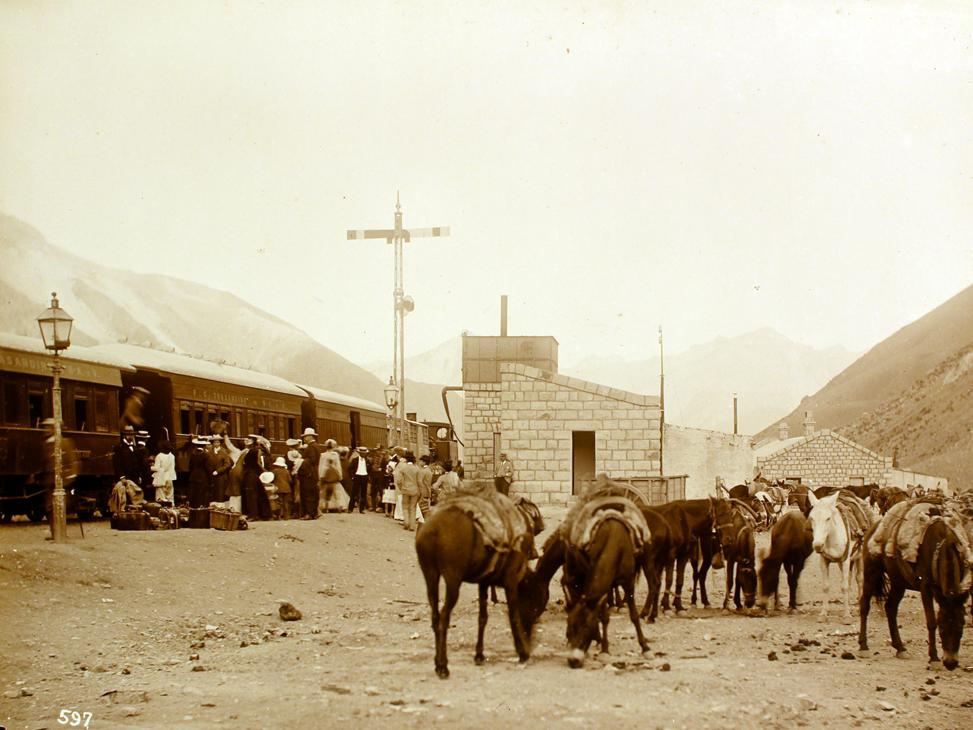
[{"xmin": 1, "ymin": 2, "xmax": 972, "ymax": 728}]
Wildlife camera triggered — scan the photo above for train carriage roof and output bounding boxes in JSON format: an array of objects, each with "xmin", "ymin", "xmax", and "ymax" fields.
[
  {"xmin": 91, "ymin": 343, "xmax": 306, "ymax": 397},
  {"xmin": 0, "ymin": 332, "xmax": 135, "ymax": 386},
  {"xmin": 297, "ymin": 383, "xmax": 387, "ymax": 415}
]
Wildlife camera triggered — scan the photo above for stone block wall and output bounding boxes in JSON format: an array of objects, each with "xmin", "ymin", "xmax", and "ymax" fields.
[
  {"xmin": 664, "ymin": 424, "xmax": 755, "ymax": 499},
  {"xmin": 756, "ymin": 430, "xmax": 892, "ymax": 486},
  {"xmin": 463, "ymin": 381, "xmax": 502, "ymax": 483},
  {"xmin": 497, "ymin": 363, "xmax": 661, "ymax": 505}
]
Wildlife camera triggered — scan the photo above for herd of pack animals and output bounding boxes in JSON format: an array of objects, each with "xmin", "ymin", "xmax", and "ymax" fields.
[{"xmin": 415, "ymin": 477, "xmax": 972, "ymax": 678}]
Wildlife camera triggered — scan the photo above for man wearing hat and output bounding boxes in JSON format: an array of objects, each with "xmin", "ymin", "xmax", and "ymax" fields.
[
  {"xmin": 494, "ymin": 451, "xmax": 514, "ymax": 496},
  {"xmin": 348, "ymin": 446, "xmax": 370, "ymax": 514},
  {"xmin": 112, "ymin": 425, "xmax": 143, "ymax": 488},
  {"xmin": 298, "ymin": 427, "xmax": 321, "ymax": 519},
  {"xmin": 135, "ymin": 430, "xmax": 152, "ymax": 499},
  {"xmin": 208, "ymin": 434, "xmax": 234, "ymax": 503},
  {"xmin": 187, "ymin": 438, "xmax": 213, "ymax": 507},
  {"xmin": 270, "ymin": 456, "xmax": 293, "ymax": 520}
]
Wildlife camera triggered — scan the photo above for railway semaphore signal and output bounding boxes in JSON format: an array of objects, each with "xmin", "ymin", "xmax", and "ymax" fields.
[{"xmin": 348, "ymin": 193, "xmax": 449, "ymax": 447}]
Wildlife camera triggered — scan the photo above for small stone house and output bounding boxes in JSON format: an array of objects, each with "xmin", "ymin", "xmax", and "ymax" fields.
[
  {"xmin": 463, "ymin": 334, "xmax": 662, "ymax": 505},
  {"xmin": 755, "ymin": 414, "xmax": 892, "ymax": 487}
]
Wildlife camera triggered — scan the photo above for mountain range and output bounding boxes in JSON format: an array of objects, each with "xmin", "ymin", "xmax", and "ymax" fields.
[
  {"xmin": 761, "ymin": 283, "xmax": 973, "ymax": 487},
  {"xmin": 0, "ymin": 213, "xmax": 462, "ymax": 428},
  {"xmin": 368, "ymin": 329, "xmax": 860, "ymax": 436},
  {"xmin": 7, "ymin": 210, "xmax": 967, "ymax": 486}
]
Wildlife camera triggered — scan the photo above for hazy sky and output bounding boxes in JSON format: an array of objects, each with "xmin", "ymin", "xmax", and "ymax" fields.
[{"xmin": 2, "ymin": 1, "xmax": 971, "ymax": 369}]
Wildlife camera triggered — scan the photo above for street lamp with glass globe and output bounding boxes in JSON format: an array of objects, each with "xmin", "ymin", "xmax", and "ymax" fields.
[
  {"xmin": 383, "ymin": 376, "xmax": 400, "ymax": 448},
  {"xmin": 36, "ymin": 292, "xmax": 73, "ymax": 543}
]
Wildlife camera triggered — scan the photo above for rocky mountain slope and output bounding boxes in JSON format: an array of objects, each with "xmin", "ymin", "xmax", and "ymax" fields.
[
  {"xmin": 0, "ymin": 212, "xmax": 459, "ymax": 425},
  {"xmin": 840, "ymin": 343, "xmax": 973, "ymax": 489},
  {"xmin": 760, "ymin": 283, "xmax": 973, "ymax": 487}
]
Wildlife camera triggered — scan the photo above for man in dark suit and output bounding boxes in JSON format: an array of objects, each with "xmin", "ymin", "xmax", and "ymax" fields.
[
  {"xmin": 348, "ymin": 446, "xmax": 370, "ymax": 514},
  {"xmin": 112, "ymin": 425, "xmax": 144, "ymax": 486},
  {"xmin": 298, "ymin": 428, "xmax": 321, "ymax": 519}
]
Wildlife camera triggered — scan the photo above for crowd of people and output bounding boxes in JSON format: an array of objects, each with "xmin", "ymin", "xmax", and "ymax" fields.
[{"xmin": 107, "ymin": 423, "xmax": 469, "ymax": 528}]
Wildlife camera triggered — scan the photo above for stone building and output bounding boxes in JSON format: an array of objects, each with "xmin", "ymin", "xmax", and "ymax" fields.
[
  {"xmin": 663, "ymin": 424, "xmax": 754, "ymax": 499},
  {"xmin": 755, "ymin": 413, "xmax": 893, "ymax": 487},
  {"xmin": 463, "ymin": 334, "xmax": 663, "ymax": 505}
]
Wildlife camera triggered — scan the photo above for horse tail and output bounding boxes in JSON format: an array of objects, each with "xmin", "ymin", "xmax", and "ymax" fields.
[{"xmin": 860, "ymin": 532, "xmax": 886, "ymax": 603}]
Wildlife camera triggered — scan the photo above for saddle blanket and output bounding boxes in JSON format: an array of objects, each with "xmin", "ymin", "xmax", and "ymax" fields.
[
  {"xmin": 835, "ymin": 493, "xmax": 874, "ymax": 537},
  {"xmin": 867, "ymin": 499, "xmax": 973, "ymax": 565},
  {"xmin": 561, "ymin": 494, "xmax": 651, "ymax": 553},
  {"xmin": 437, "ymin": 489, "xmax": 530, "ymax": 553}
]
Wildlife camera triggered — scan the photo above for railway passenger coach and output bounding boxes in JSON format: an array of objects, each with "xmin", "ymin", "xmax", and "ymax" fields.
[
  {"xmin": 91, "ymin": 343, "xmax": 308, "ymax": 473},
  {"xmin": 0, "ymin": 335, "xmax": 439, "ymax": 519},
  {"xmin": 0, "ymin": 333, "xmax": 132, "ymax": 521}
]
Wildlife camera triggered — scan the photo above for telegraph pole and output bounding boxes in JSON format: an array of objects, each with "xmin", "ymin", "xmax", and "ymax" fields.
[
  {"xmin": 348, "ymin": 194, "xmax": 449, "ymax": 447},
  {"xmin": 658, "ymin": 325, "xmax": 665, "ymax": 476}
]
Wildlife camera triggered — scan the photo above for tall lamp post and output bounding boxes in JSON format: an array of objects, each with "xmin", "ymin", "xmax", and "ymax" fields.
[
  {"xmin": 384, "ymin": 377, "xmax": 400, "ymax": 448},
  {"xmin": 36, "ymin": 292, "xmax": 73, "ymax": 543}
]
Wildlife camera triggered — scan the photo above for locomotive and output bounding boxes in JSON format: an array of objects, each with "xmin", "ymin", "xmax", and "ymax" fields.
[{"xmin": 0, "ymin": 334, "xmax": 430, "ymax": 520}]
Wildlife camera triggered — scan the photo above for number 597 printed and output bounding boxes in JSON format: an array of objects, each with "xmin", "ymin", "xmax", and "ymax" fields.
[{"xmin": 58, "ymin": 709, "xmax": 92, "ymax": 728}]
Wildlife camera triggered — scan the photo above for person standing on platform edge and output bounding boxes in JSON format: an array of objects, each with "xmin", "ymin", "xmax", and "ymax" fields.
[
  {"xmin": 208, "ymin": 434, "xmax": 233, "ymax": 503},
  {"xmin": 187, "ymin": 438, "xmax": 212, "ymax": 507},
  {"xmin": 368, "ymin": 444, "xmax": 387, "ymax": 512},
  {"xmin": 318, "ymin": 439, "xmax": 342, "ymax": 515},
  {"xmin": 348, "ymin": 446, "xmax": 370, "ymax": 514},
  {"xmin": 417, "ymin": 454, "xmax": 433, "ymax": 520},
  {"xmin": 298, "ymin": 428, "xmax": 321, "ymax": 519},
  {"xmin": 396, "ymin": 451, "xmax": 420, "ymax": 531},
  {"xmin": 151, "ymin": 440, "xmax": 176, "ymax": 506},
  {"xmin": 270, "ymin": 456, "xmax": 293, "ymax": 520},
  {"xmin": 112, "ymin": 425, "xmax": 143, "ymax": 489},
  {"xmin": 494, "ymin": 451, "xmax": 514, "ymax": 496}
]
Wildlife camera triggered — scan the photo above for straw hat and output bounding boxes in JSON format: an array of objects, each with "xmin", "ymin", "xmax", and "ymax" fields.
[
  {"xmin": 259, "ymin": 471, "xmax": 275, "ymax": 485},
  {"xmin": 273, "ymin": 456, "xmax": 287, "ymax": 467}
]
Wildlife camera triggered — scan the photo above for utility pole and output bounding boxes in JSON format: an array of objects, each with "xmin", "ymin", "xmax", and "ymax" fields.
[
  {"xmin": 658, "ymin": 325, "xmax": 665, "ymax": 477},
  {"xmin": 348, "ymin": 194, "xmax": 448, "ymax": 447}
]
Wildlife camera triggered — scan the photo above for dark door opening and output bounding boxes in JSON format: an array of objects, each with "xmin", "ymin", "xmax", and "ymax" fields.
[{"xmin": 572, "ymin": 431, "xmax": 595, "ymax": 496}]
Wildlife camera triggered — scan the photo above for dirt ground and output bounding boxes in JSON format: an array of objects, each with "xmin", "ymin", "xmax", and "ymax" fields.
[{"xmin": 1, "ymin": 507, "xmax": 971, "ymax": 730}]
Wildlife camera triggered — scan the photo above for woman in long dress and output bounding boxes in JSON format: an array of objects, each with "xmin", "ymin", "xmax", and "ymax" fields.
[{"xmin": 151, "ymin": 440, "xmax": 177, "ymax": 505}]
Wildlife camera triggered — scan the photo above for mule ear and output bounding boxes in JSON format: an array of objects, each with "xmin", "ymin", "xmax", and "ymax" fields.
[{"xmin": 806, "ymin": 490, "xmax": 819, "ymax": 507}]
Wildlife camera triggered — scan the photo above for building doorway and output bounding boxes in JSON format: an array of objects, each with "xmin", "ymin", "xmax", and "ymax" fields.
[{"xmin": 572, "ymin": 431, "xmax": 595, "ymax": 496}]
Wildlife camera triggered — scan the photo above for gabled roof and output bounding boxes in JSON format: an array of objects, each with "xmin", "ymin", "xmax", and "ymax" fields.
[
  {"xmin": 500, "ymin": 362, "xmax": 660, "ymax": 408},
  {"xmin": 755, "ymin": 429, "xmax": 889, "ymax": 463}
]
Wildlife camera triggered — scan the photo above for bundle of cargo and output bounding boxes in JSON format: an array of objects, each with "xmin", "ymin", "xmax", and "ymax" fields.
[
  {"xmin": 186, "ymin": 507, "xmax": 211, "ymax": 529},
  {"xmin": 210, "ymin": 508, "xmax": 242, "ymax": 531},
  {"xmin": 110, "ymin": 510, "xmax": 151, "ymax": 531}
]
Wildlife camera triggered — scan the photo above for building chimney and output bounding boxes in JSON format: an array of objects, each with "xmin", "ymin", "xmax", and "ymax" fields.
[
  {"xmin": 803, "ymin": 411, "xmax": 815, "ymax": 437},
  {"xmin": 778, "ymin": 421, "xmax": 789, "ymax": 441},
  {"xmin": 500, "ymin": 295, "xmax": 508, "ymax": 337}
]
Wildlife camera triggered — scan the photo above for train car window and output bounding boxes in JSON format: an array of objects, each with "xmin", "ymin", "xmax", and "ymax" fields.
[
  {"xmin": 180, "ymin": 406, "xmax": 191, "ymax": 435},
  {"xmin": 268, "ymin": 417, "xmax": 276, "ymax": 440},
  {"xmin": 74, "ymin": 397, "xmax": 89, "ymax": 431},
  {"xmin": 194, "ymin": 407, "xmax": 204, "ymax": 432},
  {"xmin": 233, "ymin": 410, "xmax": 241, "ymax": 436},
  {"xmin": 288, "ymin": 416, "xmax": 296, "ymax": 439},
  {"xmin": 220, "ymin": 411, "xmax": 230, "ymax": 425},
  {"xmin": 3, "ymin": 380, "xmax": 25, "ymax": 424},
  {"xmin": 28, "ymin": 391, "xmax": 45, "ymax": 428},
  {"xmin": 94, "ymin": 390, "xmax": 109, "ymax": 432}
]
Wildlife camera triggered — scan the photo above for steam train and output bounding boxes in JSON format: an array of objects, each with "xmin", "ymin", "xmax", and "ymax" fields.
[{"xmin": 0, "ymin": 333, "xmax": 431, "ymax": 520}]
